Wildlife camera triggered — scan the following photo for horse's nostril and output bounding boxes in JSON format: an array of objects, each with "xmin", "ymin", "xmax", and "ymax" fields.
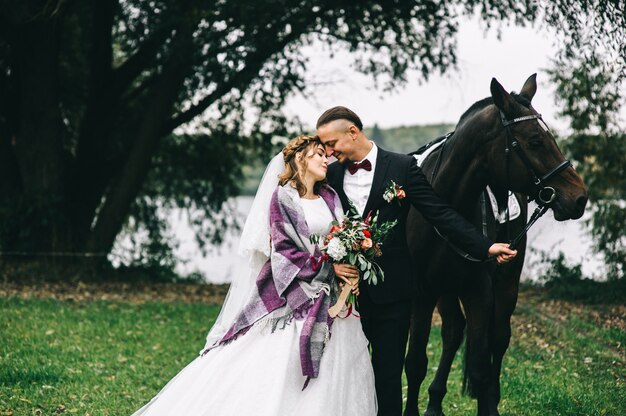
[{"xmin": 576, "ymin": 195, "xmax": 588, "ymax": 210}]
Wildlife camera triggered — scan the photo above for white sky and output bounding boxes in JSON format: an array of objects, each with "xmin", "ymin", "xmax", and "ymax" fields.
[{"xmin": 284, "ymin": 15, "xmax": 566, "ymax": 131}]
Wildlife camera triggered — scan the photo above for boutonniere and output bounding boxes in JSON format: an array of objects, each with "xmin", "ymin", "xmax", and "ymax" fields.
[{"xmin": 383, "ymin": 180, "xmax": 406, "ymax": 204}]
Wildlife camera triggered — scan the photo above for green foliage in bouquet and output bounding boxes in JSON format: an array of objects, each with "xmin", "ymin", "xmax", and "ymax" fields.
[{"xmin": 310, "ymin": 202, "xmax": 397, "ymax": 286}]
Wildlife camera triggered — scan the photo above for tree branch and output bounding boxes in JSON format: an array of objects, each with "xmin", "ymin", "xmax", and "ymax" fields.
[
  {"xmin": 163, "ymin": 31, "xmax": 304, "ymax": 134},
  {"xmin": 112, "ymin": 26, "xmax": 173, "ymax": 95}
]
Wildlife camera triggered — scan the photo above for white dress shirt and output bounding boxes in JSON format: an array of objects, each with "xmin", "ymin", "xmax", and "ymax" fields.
[{"xmin": 344, "ymin": 142, "xmax": 378, "ymax": 216}]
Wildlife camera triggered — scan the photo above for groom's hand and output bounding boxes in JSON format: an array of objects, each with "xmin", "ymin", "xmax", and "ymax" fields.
[
  {"xmin": 488, "ymin": 243, "xmax": 518, "ymax": 264},
  {"xmin": 333, "ymin": 264, "xmax": 360, "ymax": 295}
]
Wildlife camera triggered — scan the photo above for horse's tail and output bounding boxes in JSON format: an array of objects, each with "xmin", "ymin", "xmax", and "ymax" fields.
[
  {"xmin": 461, "ymin": 327, "xmax": 478, "ymax": 399},
  {"xmin": 462, "ymin": 281, "xmax": 497, "ymax": 398},
  {"xmin": 461, "ymin": 327, "xmax": 477, "ymax": 398}
]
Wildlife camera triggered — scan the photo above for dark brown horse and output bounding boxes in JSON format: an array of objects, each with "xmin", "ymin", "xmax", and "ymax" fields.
[{"xmin": 403, "ymin": 75, "xmax": 588, "ymax": 416}]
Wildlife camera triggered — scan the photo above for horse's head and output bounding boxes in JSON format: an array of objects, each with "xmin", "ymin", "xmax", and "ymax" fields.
[{"xmin": 486, "ymin": 74, "xmax": 588, "ymax": 220}]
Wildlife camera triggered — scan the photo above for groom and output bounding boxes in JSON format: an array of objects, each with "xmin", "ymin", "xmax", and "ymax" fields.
[{"xmin": 317, "ymin": 106, "xmax": 516, "ymax": 416}]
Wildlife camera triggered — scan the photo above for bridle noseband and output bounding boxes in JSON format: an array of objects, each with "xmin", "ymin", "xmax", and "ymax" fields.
[{"xmin": 500, "ymin": 110, "xmax": 572, "ymax": 250}]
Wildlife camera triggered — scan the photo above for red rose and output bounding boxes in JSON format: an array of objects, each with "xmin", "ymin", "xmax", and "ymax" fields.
[
  {"xmin": 330, "ymin": 225, "xmax": 341, "ymax": 233},
  {"xmin": 362, "ymin": 229, "xmax": 371, "ymax": 238},
  {"xmin": 397, "ymin": 189, "xmax": 406, "ymax": 199}
]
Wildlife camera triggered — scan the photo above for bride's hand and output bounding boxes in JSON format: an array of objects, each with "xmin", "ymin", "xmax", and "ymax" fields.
[
  {"xmin": 333, "ymin": 263, "xmax": 359, "ymax": 284},
  {"xmin": 338, "ymin": 276, "xmax": 360, "ymax": 296},
  {"xmin": 333, "ymin": 264, "xmax": 360, "ymax": 295},
  {"xmin": 349, "ymin": 277, "xmax": 360, "ymax": 296}
]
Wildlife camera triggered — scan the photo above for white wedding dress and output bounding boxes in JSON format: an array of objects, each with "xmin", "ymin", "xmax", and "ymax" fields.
[{"xmin": 131, "ymin": 197, "xmax": 377, "ymax": 416}]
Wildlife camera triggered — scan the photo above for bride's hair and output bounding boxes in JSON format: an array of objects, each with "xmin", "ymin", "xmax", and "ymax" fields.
[{"xmin": 279, "ymin": 135, "xmax": 326, "ymax": 196}]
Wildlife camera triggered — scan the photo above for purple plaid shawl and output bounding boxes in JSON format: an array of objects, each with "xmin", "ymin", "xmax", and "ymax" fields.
[{"xmin": 201, "ymin": 184, "xmax": 343, "ymax": 383}]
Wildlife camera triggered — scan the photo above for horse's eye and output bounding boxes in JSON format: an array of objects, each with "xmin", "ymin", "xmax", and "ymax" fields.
[{"xmin": 528, "ymin": 140, "xmax": 543, "ymax": 149}]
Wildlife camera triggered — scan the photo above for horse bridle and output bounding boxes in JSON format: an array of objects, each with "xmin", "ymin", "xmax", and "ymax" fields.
[
  {"xmin": 501, "ymin": 111, "xmax": 572, "ymax": 206},
  {"xmin": 431, "ymin": 111, "xmax": 572, "ymax": 262},
  {"xmin": 500, "ymin": 110, "xmax": 572, "ymax": 250},
  {"xmin": 431, "ymin": 110, "xmax": 573, "ymax": 261}
]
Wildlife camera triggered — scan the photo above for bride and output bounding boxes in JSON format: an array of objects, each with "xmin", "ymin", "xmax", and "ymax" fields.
[{"xmin": 131, "ymin": 135, "xmax": 377, "ymax": 415}]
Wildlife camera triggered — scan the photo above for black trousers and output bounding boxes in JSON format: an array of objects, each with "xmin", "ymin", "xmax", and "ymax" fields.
[{"xmin": 359, "ymin": 292, "xmax": 412, "ymax": 416}]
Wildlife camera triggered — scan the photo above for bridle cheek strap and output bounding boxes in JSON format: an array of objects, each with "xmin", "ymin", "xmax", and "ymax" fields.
[
  {"xmin": 499, "ymin": 110, "xmax": 573, "ymax": 252},
  {"xmin": 500, "ymin": 111, "xmax": 572, "ymax": 205}
]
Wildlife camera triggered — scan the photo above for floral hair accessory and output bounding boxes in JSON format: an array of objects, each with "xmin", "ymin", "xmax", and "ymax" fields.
[{"xmin": 383, "ymin": 180, "xmax": 406, "ymax": 204}]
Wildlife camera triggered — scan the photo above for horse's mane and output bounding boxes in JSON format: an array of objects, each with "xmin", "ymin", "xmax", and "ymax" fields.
[
  {"xmin": 409, "ymin": 92, "xmax": 532, "ymax": 156},
  {"xmin": 457, "ymin": 93, "xmax": 531, "ymax": 124}
]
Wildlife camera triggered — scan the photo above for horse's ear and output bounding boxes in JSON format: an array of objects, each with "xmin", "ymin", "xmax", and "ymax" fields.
[
  {"xmin": 519, "ymin": 73, "xmax": 537, "ymax": 101},
  {"xmin": 490, "ymin": 78, "xmax": 513, "ymax": 116}
]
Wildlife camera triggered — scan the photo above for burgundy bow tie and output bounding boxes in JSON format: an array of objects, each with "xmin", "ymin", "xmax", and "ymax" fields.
[{"xmin": 347, "ymin": 159, "xmax": 372, "ymax": 175}]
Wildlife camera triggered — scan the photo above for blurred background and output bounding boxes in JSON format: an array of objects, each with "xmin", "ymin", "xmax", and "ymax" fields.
[{"xmin": 0, "ymin": 0, "xmax": 624, "ymax": 284}]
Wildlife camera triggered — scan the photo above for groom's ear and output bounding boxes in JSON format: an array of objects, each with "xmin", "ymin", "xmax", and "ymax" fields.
[{"xmin": 348, "ymin": 124, "xmax": 359, "ymax": 139}]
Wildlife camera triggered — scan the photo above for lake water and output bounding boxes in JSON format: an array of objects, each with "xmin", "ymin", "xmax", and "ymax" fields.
[{"xmin": 170, "ymin": 196, "xmax": 603, "ymax": 283}]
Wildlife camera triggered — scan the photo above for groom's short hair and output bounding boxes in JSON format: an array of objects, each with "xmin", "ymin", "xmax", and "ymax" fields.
[{"xmin": 316, "ymin": 106, "xmax": 363, "ymax": 131}]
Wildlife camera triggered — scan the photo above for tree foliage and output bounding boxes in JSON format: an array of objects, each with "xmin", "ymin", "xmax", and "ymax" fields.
[
  {"xmin": 0, "ymin": 0, "xmax": 624, "ymax": 277},
  {"xmin": 548, "ymin": 47, "xmax": 625, "ymax": 279}
]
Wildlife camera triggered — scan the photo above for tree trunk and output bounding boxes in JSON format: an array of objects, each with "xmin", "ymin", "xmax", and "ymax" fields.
[
  {"xmin": 86, "ymin": 55, "xmax": 191, "ymax": 254},
  {"xmin": 11, "ymin": 18, "xmax": 69, "ymax": 251},
  {"xmin": 68, "ymin": 0, "xmax": 117, "ymax": 248},
  {"xmin": 0, "ymin": 61, "xmax": 22, "ymax": 210}
]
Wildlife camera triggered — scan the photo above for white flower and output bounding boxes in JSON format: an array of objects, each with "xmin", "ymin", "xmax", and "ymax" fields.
[
  {"xmin": 326, "ymin": 238, "xmax": 347, "ymax": 261},
  {"xmin": 383, "ymin": 190, "xmax": 393, "ymax": 203}
]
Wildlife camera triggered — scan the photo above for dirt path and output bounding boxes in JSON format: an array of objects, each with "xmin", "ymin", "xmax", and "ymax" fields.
[
  {"xmin": 0, "ymin": 278, "xmax": 229, "ymax": 305},
  {"xmin": 1, "ymin": 279, "xmax": 624, "ymax": 335}
]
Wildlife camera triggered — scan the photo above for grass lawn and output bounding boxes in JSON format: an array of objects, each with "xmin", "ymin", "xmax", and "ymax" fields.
[{"xmin": 1, "ymin": 287, "xmax": 624, "ymax": 415}]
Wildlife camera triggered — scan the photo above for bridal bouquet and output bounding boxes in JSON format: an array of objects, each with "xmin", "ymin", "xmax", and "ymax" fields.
[{"xmin": 310, "ymin": 203, "xmax": 397, "ymax": 316}]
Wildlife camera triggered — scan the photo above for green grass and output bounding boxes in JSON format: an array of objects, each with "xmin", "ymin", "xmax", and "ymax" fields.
[
  {"xmin": 0, "ymin": 298, "xmax": 220, "ymax": 415},
  {"xmin": 405, "ymin": 298, "xmax": 626, "ymax": 416},
  {"xmin": 1, "ymin": 293, "xmax": 624, "ymax": 415}
]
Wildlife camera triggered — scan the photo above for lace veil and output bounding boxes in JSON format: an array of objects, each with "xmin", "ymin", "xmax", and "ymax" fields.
[{"xmin": 200, "ymin": 152, "xmax": 285, "ymax": 351}]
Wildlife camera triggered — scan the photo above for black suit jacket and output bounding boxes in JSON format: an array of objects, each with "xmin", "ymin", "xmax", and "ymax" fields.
[{"xmin": 327, "ymin": 146, "xmax": 493, "ymax": 304}]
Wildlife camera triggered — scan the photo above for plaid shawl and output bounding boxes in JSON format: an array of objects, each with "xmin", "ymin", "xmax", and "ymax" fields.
[{"xmin": 201, "ymin": 184, "xmax": 343, "ymax": 383}]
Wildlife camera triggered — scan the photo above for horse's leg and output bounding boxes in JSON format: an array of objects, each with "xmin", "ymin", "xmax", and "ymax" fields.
[
  {"xmin": 486, "ymin": 249, "xmax": 525, "ymax": 415},
  {"xmin": 424, "ymin": 294, "xmax": 466, "ymax": 416},
  {"xmin": 460, "ymin": 271, "xmax": 493, "ymax": 416},
  {"xmin": 486, "ymin": 294, "xmax": 515, "ymax": 416},
  {"xmin": 404, "ymin": 291, "xmax": 439, "ymax": 416}
]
